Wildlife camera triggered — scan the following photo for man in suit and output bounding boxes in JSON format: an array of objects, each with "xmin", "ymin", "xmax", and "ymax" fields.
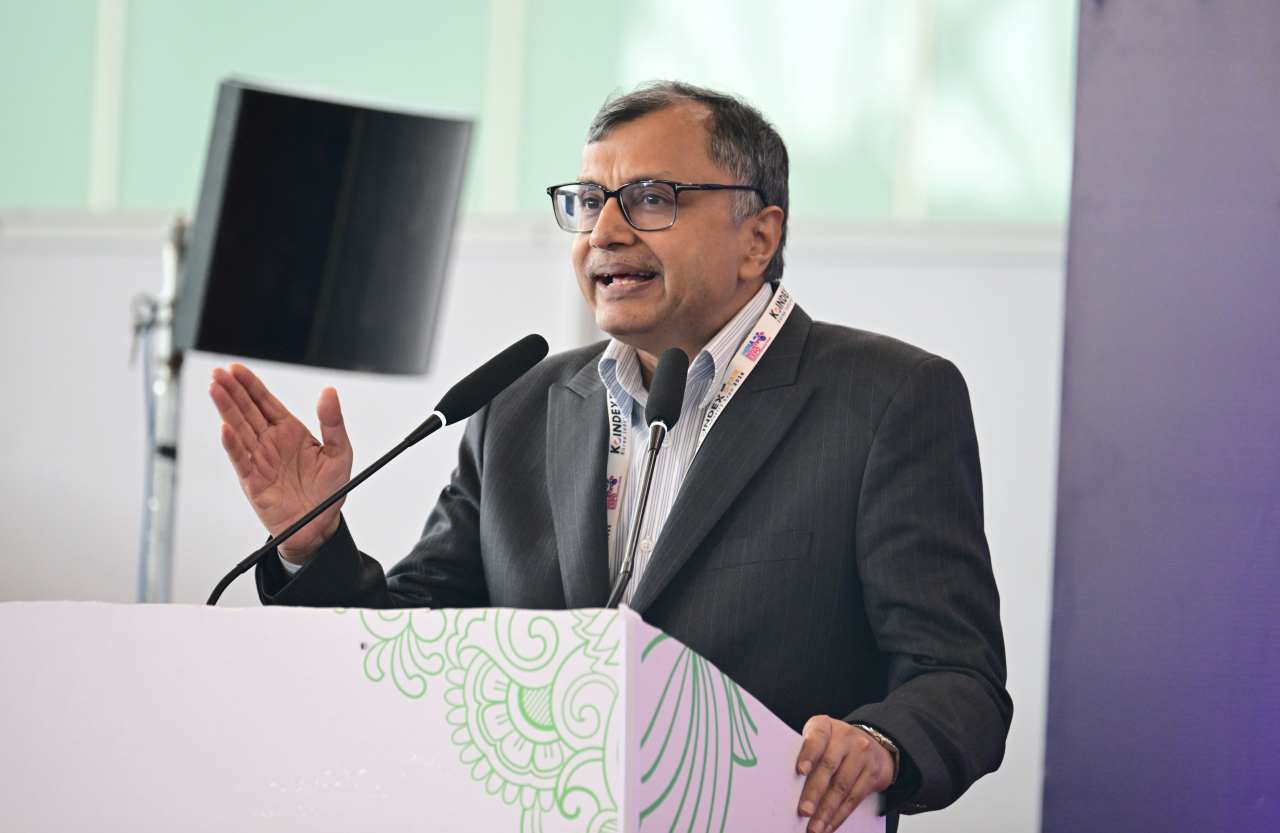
[{"xmin": 209, "ymin": 81, "xmax": 1011, "ymax": 833}]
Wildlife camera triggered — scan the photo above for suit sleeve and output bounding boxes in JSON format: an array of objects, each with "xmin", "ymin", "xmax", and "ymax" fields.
[
  {"xmin": 845, "ymin": 356, "xmax": 1013, "ymax": 814},
  {"xmin": 256, "ymin": 405, "xmax": 493, "ymax": 609}
]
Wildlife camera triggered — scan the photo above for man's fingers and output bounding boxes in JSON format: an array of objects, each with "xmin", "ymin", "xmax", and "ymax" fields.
[
  {"xmin": 316, "ymin": 387, "xmax": 350, "ymax": 460},
  {"xmin": 209, "ymin": 379, "xmax": 260, "ymax": 453},
  {"xmin": 827, "ymin": 768, "xmax": 882, "ymax": 833},
  {"xmin": 213, "ymin": 365, "xmax": 271, "ymax": 435},
  {"xmin": 798, "ymin": 724, "xmax": 847, "ymax": 821},
  {"xmin": 808, "ymin": 753, "xmax": 865, "ymax": 833},
  {"xmin": 208, "ymin": 375, "xmax": 248, "ymax": 430},
  {"xmin": 797, "ymin": 716, "xmax": 833, "ymax": 776},
  {"xmin": 228, "ymin": 363, "xmax": 291, "ymax": 423}
]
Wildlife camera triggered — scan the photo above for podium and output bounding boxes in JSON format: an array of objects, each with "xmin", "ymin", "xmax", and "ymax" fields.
[{"xmin": 0, "ymin": 602, "xmax": 882, "ymax": 832}]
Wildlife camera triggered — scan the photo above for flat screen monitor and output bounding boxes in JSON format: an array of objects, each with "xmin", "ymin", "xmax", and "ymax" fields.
[{"xmin": 174, "ymin": 79, "xmax": 472, "ymax": 374}]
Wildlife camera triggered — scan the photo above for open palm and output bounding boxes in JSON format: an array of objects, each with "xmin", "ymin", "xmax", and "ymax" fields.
[{"xmin": 208, "ymin": 363, "xmax": 353, "ymax": 563}]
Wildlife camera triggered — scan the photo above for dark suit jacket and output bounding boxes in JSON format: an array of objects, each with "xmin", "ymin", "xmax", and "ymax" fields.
[{"xmin": 258, "ymin": 305, "xmax": 1012, "ymax": 815}]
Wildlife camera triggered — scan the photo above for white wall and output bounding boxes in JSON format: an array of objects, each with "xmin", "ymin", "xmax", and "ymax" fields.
[{"xmin": 0, "ymin": 211, "xmax": 1062, "ymax": 832}]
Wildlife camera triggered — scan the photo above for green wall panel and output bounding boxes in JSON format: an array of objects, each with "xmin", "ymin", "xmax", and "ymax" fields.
[
  {"xmin": 928, "ymin": 0, "xmax": 1077, "ymax": 221},
  {"xmin": 616, "ymin": 0, "xmax": 903, "ymax": 218},
  {"xmin": 0, "ymin": 0, "xmax": 1076, "ymax": 221},
  {"xmin": 518, "ymin": 0, "xmax": 626, "ymax": 212},
  {"xmin": 118, "ymin": 0, "xmax": 486, "ymax": 211},
  {"xmin": 0, "ymin": 0, "xmax": 97, "ymax": 207}
]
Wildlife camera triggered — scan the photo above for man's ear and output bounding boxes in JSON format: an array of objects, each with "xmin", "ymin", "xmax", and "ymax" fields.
[{"xmin": 739, "ymin": 205, "xmax": 785, "ymax": 282}]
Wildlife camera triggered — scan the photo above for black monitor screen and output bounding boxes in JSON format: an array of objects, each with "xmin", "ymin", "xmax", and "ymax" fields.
[{"xmin": 175, "ymin": 80, "xmax": 471, "ymax": 374}]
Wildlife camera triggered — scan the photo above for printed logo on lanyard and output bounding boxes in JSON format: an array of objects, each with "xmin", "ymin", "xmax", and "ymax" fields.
[
  {"xmin": 603, "ymin": 283, "xmax": 796, "ymax": 562},
  {"xmin": 607, "ymin": 398, "xmax": 627, "ymax": 454},
  {"xmin": 604, "ymin": 396, "xmax": 628, "ymax": 548},
  {"xmin": 741, "ymin": 332, "xmax": 768, "ymax": 360},
  {"xmin": 698, "ymin": 284, "xmax": 793, "ymax": 448}
]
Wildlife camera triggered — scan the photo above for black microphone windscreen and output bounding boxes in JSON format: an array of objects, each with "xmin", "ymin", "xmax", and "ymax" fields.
[
  {"xmin": 434, "ymin": 334, "xmax": 549, "ymax": 424},
  {"xmin": 645, "ymin": 347, "xmax": 689, "ymax": 429}
]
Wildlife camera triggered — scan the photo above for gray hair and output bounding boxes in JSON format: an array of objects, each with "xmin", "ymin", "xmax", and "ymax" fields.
[{"xmin": 586, "ymin": 80, "xmax": 789, "ymax": 284}]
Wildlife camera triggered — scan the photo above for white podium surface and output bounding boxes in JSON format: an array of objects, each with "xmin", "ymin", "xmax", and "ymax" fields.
[{"xmin": 0, "ymin": 602, "xmax": 881, "ymax": 832}]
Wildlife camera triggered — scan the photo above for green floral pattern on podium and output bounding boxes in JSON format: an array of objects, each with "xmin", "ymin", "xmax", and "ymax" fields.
[
  {"xmin": 353, "ymin": 608, "xmax": 756, "ymax": 832},
  {"xmin": 637, "ymin": 635, "xmax": 758, "ymax": 833}
]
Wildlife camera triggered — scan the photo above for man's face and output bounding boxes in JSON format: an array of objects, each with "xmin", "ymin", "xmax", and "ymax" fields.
[{"xmin": 572, "ymin": 102, "xmax": 772, "ymax": 359}]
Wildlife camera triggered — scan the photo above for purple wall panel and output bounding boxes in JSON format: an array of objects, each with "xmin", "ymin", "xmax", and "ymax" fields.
[{"xmin": 1046, "ymin": 2, "xmax": 1280, "ymax": 831}]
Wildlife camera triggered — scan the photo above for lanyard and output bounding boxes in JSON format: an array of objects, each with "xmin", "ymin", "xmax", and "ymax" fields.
[{"xmin": 603, "ymin": 283, "xmax": 797, "ymax": 561}]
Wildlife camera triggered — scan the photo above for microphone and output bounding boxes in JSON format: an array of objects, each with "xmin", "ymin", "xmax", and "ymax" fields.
[
  {"xmin": 206, "ymin": 334, "xmax": 549, "ymax": 605},
  {"xmin": 605, "ymin": 347, "xmax": 689, "ymax": 608},
  {"xmin": 644, "ymin": 347, "xmax": 689, "ymax": 430}
]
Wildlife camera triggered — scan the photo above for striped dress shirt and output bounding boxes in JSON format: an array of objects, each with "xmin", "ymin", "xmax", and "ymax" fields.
[{"xmin": 598, "ymin": 282, "xmax": 774, "ymax": 605}]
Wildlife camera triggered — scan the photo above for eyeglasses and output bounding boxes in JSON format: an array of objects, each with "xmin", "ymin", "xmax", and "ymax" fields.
[{"xmin": 546, "ymin": 180, "xmax": 765, "ymax": 233}]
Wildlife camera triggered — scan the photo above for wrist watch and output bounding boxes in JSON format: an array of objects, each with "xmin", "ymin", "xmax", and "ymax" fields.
[{"xmin": 850, "ymin": 723, "xmax": 900, "ymax": 786}]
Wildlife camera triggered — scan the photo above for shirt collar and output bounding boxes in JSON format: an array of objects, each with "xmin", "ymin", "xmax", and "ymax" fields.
[{"xmin": 597, "ymin": 281, "xmax": 776, "ymax": 413}]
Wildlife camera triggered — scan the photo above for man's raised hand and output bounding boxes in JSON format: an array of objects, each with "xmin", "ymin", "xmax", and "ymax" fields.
[{"xmin": 208, "ymin": 364, "xmax": 353, "ymax": 566}]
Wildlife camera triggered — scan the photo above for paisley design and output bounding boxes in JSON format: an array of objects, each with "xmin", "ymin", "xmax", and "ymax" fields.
[
  {"xmin": 638, "ymin": 634, "xmax": 758, "ymax": 833},
  {"xmin": 356, "ymin": 608, "xmax": 619, "ymax": 832},
  {"xmin": 352, "ymin": 608, "xmax": 756, "ymax": 832}
]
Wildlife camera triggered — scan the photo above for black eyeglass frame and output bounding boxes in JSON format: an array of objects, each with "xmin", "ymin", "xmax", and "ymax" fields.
[{"xmin": 545, "ymin": 180, "xmax": 766, "ymax": 232}]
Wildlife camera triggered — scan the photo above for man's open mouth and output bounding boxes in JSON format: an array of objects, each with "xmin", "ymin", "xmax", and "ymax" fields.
[{"xmin": 595, "ymin": 270, "xmax": 657, "ymax": 287}]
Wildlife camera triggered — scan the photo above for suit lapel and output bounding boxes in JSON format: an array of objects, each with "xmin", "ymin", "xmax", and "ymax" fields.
[
  {"xmin": 547, "ymin": 359, "xmax": 612, "ymax": 608},
  {"xmin": 628, "ymin": 308, "xmax": 815, "ymax": 614}
]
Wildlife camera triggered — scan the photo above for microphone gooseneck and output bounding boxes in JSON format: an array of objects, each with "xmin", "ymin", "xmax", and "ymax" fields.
[
  {"xmin": 206, "ymin": 334, "xmax": 549, "ymax": 606},
  {"xmin": 606, "ymin": 347, "xmax": 689, "ymax": 609}
]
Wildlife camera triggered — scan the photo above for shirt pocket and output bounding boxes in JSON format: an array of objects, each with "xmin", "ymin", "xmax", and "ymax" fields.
[{"xmin": 695, "ymin": 530, "xmax": 812, "ymax": 572}]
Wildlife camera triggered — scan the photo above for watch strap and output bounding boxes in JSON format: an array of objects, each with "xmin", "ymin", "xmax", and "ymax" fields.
[{"xmin": 850, "ymin": 722, "xmax": 900, "ymax": 786}]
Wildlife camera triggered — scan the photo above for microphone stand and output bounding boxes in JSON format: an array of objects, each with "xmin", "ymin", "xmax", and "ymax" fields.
[
  {"xmin": 134, "ymin": 217, "xmax": 186, "ymax": 603},
  {"xmin": 605, "ymin": 420, "xmax": 668, "ymax": 609}
]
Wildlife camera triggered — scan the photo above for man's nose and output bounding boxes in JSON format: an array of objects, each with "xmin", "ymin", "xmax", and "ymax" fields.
[{"xmin": 588, "ymin": 195, "xmax": 637, "ymax": 249}]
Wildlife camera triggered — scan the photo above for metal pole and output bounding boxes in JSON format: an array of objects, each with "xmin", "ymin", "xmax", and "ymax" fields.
[{"xmin": 138, "ymin": 218, "xmax": 185, "ymax": 603}]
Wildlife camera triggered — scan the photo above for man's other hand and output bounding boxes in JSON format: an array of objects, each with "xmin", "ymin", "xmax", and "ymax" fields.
[
  {"xmin": 208, "ymin": 364, "xmax": 353, "ymax": 566},
  {"xmin": 796, "ymin": 716, "xmax": 894, "ymax": 833}
]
